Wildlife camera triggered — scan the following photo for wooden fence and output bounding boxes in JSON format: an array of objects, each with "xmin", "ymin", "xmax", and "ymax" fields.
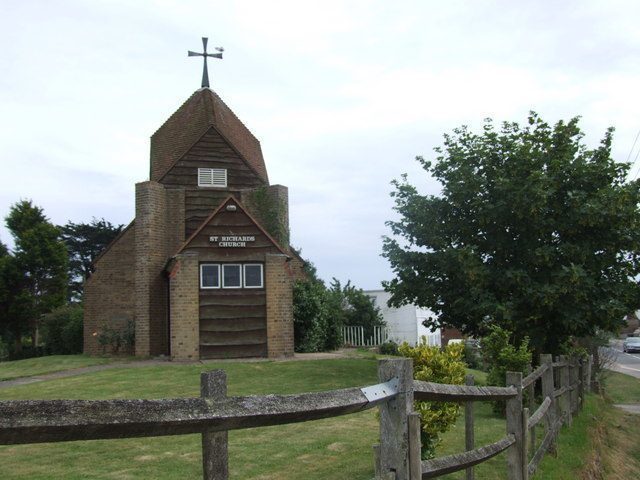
[
  {"xmin": 342, "ymin": 325, "xmax": 389, "ymax": 347},
  {"xmin": 0, "ymin": 355, "xmax": 592, "ymax": 479}
]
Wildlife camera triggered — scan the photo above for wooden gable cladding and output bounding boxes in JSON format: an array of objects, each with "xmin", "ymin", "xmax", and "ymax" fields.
[
  {"xmin": 178, "ymin": 196, "xmax": 288, "ymax": 261},
  {"xmin": 184, "ymin": 209, "xmax": 283, "ymax": 261},
  {"xmin": 161, "ymin": 128, "xmax": 264, "ymax": 189},
  {"xmin": 161, "ymin": 128, "xmax": 265, "ymax": 238}
]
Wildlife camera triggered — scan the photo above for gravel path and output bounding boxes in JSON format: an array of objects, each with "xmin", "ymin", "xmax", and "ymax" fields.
[{"xmin": 0, "ymin": 349, "xmax": 357, "ymax": 390}]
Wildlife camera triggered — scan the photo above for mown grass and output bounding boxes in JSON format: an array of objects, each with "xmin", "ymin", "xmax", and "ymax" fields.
[
  {"xmin": 0, "ymin": 356, "xmax": 637, "ymax": 479},
  {"xmin": 0, "ymin": 355, "xmax": 122, "ymax": 381},
  {"xmin": 602, "ymin": 370, "xmax": 640, "ymax": 404},
  {"xmin": 0, "ymin": 358, "xmax": 381, "ymax": 480}
]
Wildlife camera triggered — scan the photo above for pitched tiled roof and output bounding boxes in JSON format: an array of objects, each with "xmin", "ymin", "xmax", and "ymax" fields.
[{"xmin": 150, "ymin": 88, "xmax": 268, "ymax": 183}]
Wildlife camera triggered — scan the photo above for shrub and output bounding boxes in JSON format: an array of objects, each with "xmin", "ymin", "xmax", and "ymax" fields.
[
  {"xmin": 379, "ymin": 340, "xmax": 399, "ymax": 356},
  {"xmin": 464, "ymin": 340, "xmax": 483, "ymax": 370},
  {"xmin": 0, "ymin": 339, "xmax": 9, "ymax": 361},
  {"xmin": 41, "ymin": 304, "xmax": 83, "ymax": 355},
  {"xmin": 96, "ymin": 320, "xmax": 135, "ymax": 355},
  {"xmin": 398, "ymin": 341, "xmax": 466, "ymax": 459},
  {"xmin": 481, "ymin": 325, "xmax": 532, "ymax": 414}
]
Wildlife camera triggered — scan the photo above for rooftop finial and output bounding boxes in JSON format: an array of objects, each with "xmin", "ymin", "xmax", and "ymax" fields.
[{"xmin": 188, "ymin": 37, "xmax": 223, "ymax": 88}]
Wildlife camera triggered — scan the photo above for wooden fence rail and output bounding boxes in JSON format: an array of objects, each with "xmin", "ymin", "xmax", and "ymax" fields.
[{"xmin": 0, "ymin": 354, "xmax": 593, "ymax": 480}]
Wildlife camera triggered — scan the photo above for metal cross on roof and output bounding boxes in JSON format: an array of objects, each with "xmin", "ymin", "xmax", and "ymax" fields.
[{"xmin": 188, "ymin": 37, "xmax": 223, "ymax": 88}]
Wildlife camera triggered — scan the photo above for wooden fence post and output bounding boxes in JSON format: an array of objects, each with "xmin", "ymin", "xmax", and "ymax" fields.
[
  {"xmin": 201, "ymin": 370, "xmax": 228, "ymax": 480},
  {"xmin": 539, "ymin": 354, "xmax": 556, "ymax": 454},
  {"xmin": 558, "ymin": 355, "xmax": 571, "ymax": 426},
  {"xmin": 379, "ymin": 358, "xmax": 414, "ymax": 480},
  {"xmin": 465, "ymin": 374, "xmax": 475, "ymax": 480},
  {"xmin": 525, "ymin": 364, "xmax": 535, "ymax": 456},
  {"xmin": 522, "ymin": 407, "xmax": 529, "ymax": 480},
  {"xmin": 408, "ymin": 413, "xmax": 422, "ymax": 480},
  {"xmin": 577, "ymin": 359, "xmax": 585, "ymax": 413},
  {"xmin": 569, "ymin": 358, "xmax": 579, "ymax": 415},
  {"xmin": 505, "ymin": 371, "xmax": 524, "ymax": 480},
  {"xmin": 585, "ymin": 354, "xmax": 593, "ymax": 394}
]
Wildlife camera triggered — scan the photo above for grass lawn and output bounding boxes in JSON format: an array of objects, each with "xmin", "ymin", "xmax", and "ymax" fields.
[
  {"xmin": 0, "ymin": 356, "xmax": 637, "ymax": 479},
  {"xmin": 602, "ymin": 370, "xmax": 640, "ymax": 404},
  {"xmin": 0, "ymin": 355, "xmax": 125, "ymax": 381},
  {"xmin": 0, "ymin": 358, "xmax": 381, "ymax": 480}
]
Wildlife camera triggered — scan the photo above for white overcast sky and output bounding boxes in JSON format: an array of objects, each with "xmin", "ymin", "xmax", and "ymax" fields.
[{"xmin": 1, "ymin": 0, "xmax": 640, "ymax": 290}]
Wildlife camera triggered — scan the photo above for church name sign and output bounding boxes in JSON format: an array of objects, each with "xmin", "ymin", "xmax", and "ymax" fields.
[{"xmin": 209, "ymin": 235, "xmax": 255, "ymax": 247}]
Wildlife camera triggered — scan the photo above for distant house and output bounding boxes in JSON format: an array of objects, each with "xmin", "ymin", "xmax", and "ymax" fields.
[{"xmin": 365, "ymin": 290, "xmax": 441, "ymax": 346}]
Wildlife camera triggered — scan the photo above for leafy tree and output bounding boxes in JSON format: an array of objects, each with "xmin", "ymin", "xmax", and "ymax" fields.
[
  {"xmin": 59, "ymin": 218, "xmax": 123, "ymax": 301},
  {"xmin": 383, "ymin": 113, "xmax": 640, "ymax": 355},
  {"xmin": 293, "ymin": 259, "xmax": 344, "ymax": 352},
  {"xmin": 0, "ymin": 244, "xmax": 32, "ymax": 352},
  {"xmin": 292, "ymin": 255, "xmax": 381, "ymax": 352},
  {"xmin": 330, "ymin": 279, "xmax": 384, "ymax": 339},
  {"xmin": 3, "ymin": 200, "xmax": 68, "ymax": 348}
]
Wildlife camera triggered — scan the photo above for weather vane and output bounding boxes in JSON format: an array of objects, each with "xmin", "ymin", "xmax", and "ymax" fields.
[{"xmin": 188, "ymin": 37, "xmax": 223, "ymax": 88}]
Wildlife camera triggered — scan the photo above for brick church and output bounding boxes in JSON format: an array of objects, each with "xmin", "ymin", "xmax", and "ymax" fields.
[{"xmin": 83, "ymin": 82, "xmax": 303, "ymax": 360}]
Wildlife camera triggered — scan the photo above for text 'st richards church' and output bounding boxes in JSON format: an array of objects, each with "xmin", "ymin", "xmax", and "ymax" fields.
[{"xmin": 83, "ymin": 38, "xmax": 305, "ymax": 360}]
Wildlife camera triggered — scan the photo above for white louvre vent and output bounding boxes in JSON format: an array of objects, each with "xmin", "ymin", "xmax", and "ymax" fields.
[{"xmin": 198, "ymin": 168, "xmax": 227, "ymax": 187}]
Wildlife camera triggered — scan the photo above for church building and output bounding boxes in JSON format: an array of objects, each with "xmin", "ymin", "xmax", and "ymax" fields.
[{"xmin": 84, "ymin": 48, "xmax": 303, "ymax": 360}]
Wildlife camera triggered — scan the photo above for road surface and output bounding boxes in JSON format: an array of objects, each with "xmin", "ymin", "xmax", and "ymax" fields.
[{"xmin": 605, "ymin": 339, "xmax": 640, "ymax": 379}]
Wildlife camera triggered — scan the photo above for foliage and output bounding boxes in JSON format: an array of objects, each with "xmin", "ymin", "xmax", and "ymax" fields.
[
  {"xmin": 248, "ymin": 187, "xmax": 289, "ymax": 246},
  {"xmin": 293, "ymin": 278, "xmax": 342, "ymax": 352},
  {"xmin": 59, "ymin": 218, "xmax": 123, "ymax": 301},
  {"xmin": 464, "ymin": 341, "xmax": 483, "ymax": 370},
  {"xmin": 383, "ymin": 113, "xmax": 640, "ymax": 355},
  {"xmin": 1, "ymin": 201, "xmax": 68, "ymax": 351},
  {"xmin": 330, "ymin": 279, "xmax": 384, "ymax": 339},
  {"xmin": 293, "ymin": 256, "xmax": 380, "ymax": 353},
  {"xmin": 481, "ymin": 325, "xmax": 532, "ymax": 413},
  {"xmin": 0, "ymin": 251, "xmax": 31, "ymax": 353},
  {"xmin": 575, "ymin": 330, "xmax": 614, "ymax": 393},
  {"xmin": 40, "ymin": 304, "xmax": 84, "ymax": 355},
  {"xmin": 378, "ymin": 340, "xmax": 399, "ymax": 355},
  {"xmin": 398, "ymin": 341, "xmax": 466, "ymax": 459},
  {"xmin": 96, "ymin": 320, "xmax": 135, "ymax": 355}
]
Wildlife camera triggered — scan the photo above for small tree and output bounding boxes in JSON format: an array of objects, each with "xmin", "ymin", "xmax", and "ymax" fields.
[{"xmin": 383, "ymin": 113, "xmax": 640, "ymax": 355}]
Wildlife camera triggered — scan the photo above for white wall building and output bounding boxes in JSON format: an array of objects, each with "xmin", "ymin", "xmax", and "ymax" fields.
[{"xmin": 365, "ymin": 290, "xmax": 441, "ymax": 346}]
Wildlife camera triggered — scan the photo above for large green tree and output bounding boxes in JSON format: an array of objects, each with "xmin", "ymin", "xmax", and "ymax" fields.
[
  {"xmin": 3, "ymin": 200, "xmax": 68, "ymax": 348},
  {"xmin": 59, "ymin": 218, "xmax": 123, "ymax": 301},
  {"xmin": 383, "ymin": 113, "xmax": 640, "ymax": 354}
]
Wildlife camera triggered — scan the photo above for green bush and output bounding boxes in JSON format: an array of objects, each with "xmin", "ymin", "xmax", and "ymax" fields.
[
  {"xmin": 399, "ymin": 341, "xmax": 466, "ymax": 459},
  {"xmin": 41, "ymin": 304, "xmax": 83, "ymax": 354},
  {"xmin": 379, "ymin": 341, "xmax": 399, "ymax": 356},
  {"xmin": 97, "ymin": 320, "xmax": 135, "ymax": 355},
  {"xmin": 464, "ymin": 341, "xmax": 483, "ymax": 370},
  {"xmin": 293, "ymin": 279, "xmax": 342, "ymax": 352},
  {"xmin": 481, "ymin": 325, "xmax": 532, "ymax": 414}
]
